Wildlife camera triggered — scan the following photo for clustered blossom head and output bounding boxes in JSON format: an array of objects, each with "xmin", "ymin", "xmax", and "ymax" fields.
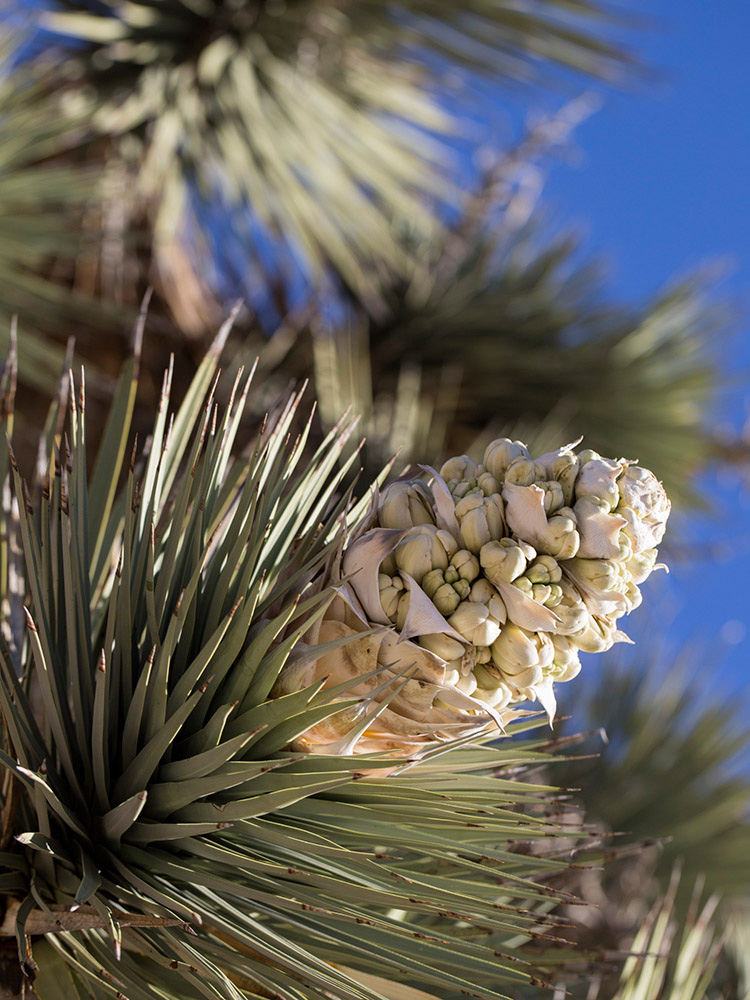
[{"xmin": 346, "ymin": 438, "xmax": 671, "ymax": 723}]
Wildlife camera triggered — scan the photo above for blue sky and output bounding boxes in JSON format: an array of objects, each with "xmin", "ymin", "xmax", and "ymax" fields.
[{"xmin": 525, "ymin": 1, "xmax": 750, "ymax": 695}]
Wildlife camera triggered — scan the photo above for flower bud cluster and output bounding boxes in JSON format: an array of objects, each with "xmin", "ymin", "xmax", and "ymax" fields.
[{"xmin": 370, "ymin": 440, "xmax": 670, "ymax": 720}]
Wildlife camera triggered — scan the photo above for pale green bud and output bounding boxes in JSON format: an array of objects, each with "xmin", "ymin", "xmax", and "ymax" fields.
[
  {"xmin": 455, "ymin": 493, "xmax": 504, "ymax": 553},
  {"xmin": 432, "ymin": 583, "xmax": 463, "ymax": 616},
  {"xmin": 378, "ymin": 480, "xmax": 436, "ymax": 530},
  {"xmin": 451, "ymin": 549, "xmax": 480, "ymax": 582},
  {"xmin": 483, "ymin": 438, "xmax": 530, "ymax": 482},
  {"xmin": 525, "ymin": 555, "xmax": 562, "ymax": 585},
  {"xmin": 394, "ymin": 525, "xmax": 458, "ymax": 584},
  {"xmin": 480, "ymin": 537, "xmax": 527, "ymax": 585},
  {"xmin": 439, "ymin": 454, "xmax": 478, "ymax": 486},
  {"xmin": 418, "ymin": 633, "xmax": 466, "ymax": 662},
  {"xmin": 448, "ymin": 601, "xmax": 502, "ymax": 647},
  {"xmin": 545, "ymin": 584, "xmax": 563, "ymax": 607}
]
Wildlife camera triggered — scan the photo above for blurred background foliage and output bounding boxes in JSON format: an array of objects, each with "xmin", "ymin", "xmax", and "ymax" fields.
[{"xmin": 0, "ymin": 0, "xmax": 748, "ymax": 995}]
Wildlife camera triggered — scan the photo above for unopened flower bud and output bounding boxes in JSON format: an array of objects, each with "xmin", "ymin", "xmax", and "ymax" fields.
[
  {"xmin": 480, "ymin": 538, "xmax": 528, "ymax": 585},
  {"xmin": 451, "ymin": 549, "xmax": 480, "ymax": 582},
  {"xmin": 490, "ymin": 624, "xmax": 553, "ymax": 688},
  {"xmin": 525, "ymin": 555, "xmax": 562, "ymax": 585},
  {"xmin": 615, "ymin": 465, "xmax": 671, "ymax": 553},
  {"xmin": 432, "ymin": 583, "xmax": 463, "ymax": 616},
  {"xmin": 476, "ymin": 471, "xmax": 500, "ymax": 495},
  {"xmin": 626, "ymin": 548, "xmax": 659, "ymax": 585},
  {"xmin": 455, "ymin": 493, "xmax": 504, "ymax": 553},
  {"xmin": 449, "ymin": 601, "xmax": 502, "ymax": 647},
  {"xmin": 504, "ymin": 457, "xmax": 542, "ymax": 487},
  {"xmin": 540, "ymin": 510, "xmax": 580, "ymax": 560},
  {"xmin": 550, "ymin": 636, "xmax": 582, "ymax": 682},
  {"xmin": 378, "ymin": 573, "xmax": 405, "ymax": 620},
  {"xmin": 418, "ymin": 633, "xmax": 466, "ymax": 662},
  {"xmin": 551, "ymin": 453, "xmax": 580, "ymax": 505},
  {"xmin": 378, "ymin": 480, "xmax": 436, "ymax": 529},
  {"xmin": 439, "ymin": 455, "xmax": 478, "ymax": 486},
  {"xmin": 394, "ymin": 525, "xmax": 458, "ymax": 584},
  {"xmin": 484, "ymin": 438, "xmax": 530, "ymax": 482},
  {"xmin": 469, "ymin": 579, "xmax": 507, "ymax": 622},
  {"xmin": 574, "ymin": 454, "xmax": 622, "ymax": 508},
  {"xmin": 538, "ymin": 480, "xmax": 565, "ymax": 514}
]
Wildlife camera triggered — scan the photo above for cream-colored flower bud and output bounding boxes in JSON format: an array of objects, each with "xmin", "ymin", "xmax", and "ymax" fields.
[
  {"xmin": 451, "ymin": 549, "xmax": 480, "ymax": 582},
  {"xmin": 504, "ymin": 457, "xmax": 546, "ymax": 487},
  {"xmin": 439, "ymin": 454, "xmax": 478, "ymax": 486},
  {"xmin": 550, "ymin": 636, "xmax": 582, "ymax": 682},
  {"xmin": 574, "ymin": 454, "xmax": 622, "ymax": 508},
  {"xmin": 540, "ymin": 510, "xmax": 580, "ymax": 560},
  {"xmin": 545, "ymin": 584, "xmax": 563, "ymax": 607},
  {"xmin": 513, "ymin": 577, "xmax": 533, "ymax": 598},
  {"xmin": 490, "ymin": 624, "xmax": 553, "ymax": 688},
  {"xmin": 565, "ymin": 556, "xmax": 621, "ymax": 592},
  {"xmin": 455, "ymin": 493, "xmax": 504, "ymax": 553},
  {"xmin": 531, "ymin": 583, "xmax": 552, "ymax": 606},
  {"xmin": 395, "ymin": 592, "xmax": 410, "ymax": 631},
  {"xmin": 477, "ymin": 471, "xmax": 500, "ymax": 496},
  {"xmin": 469, "ymin": 578, "xmax": 507, "ymax": 622},
  {"xmin": 475, "ymin": 644, "xmax": 492, "ymax": 663},
  {"xmin": 380, "ymin": 554, "xmax": 397, "ymax": 577},
  {"xmin": 484, "ymin": 438, "xmax": 530, "ymax": 482},
  {"xmin": 572, "ymin": 614, "xmax": 618, "ymax": 653},
  {"xmin": 473, "ymin": 668, "xmax": 514, "ymax": 709},
  {"xmin": 626, "ymin": 548, "xmax": 659, "ymax": 585},
  {"xmin": 456, "ymin": 672, "xmax": 478, "ymax": 696},
  {"xmin": 615, "ymin": 465, "xmax": 671, "ymax": 553},
  {"xmin": 378, "ymin": 573, "xmax": 405, "ymax": 620},
  {"xmin": 432, "ymin": 583, "xmax": 463, "ymax": 616},
  {"xmin": 480, "ymin": 537, "xmax": 528, "ymax": 585},
  {"xmin": 551, "ymin": 452, "xmax": 580, "ymax": 505},
  {"xmin": 448, "ymin": 601, "xmax": 502, "ymax": 647},
  {"xmin": 378, "ymin": 480, "xmax": 436, "ymax": 529},
  {"xmin": 551, "ymin": 579, "xmax": 589, "ymax": 635},
  {"xmin": 394, "ymin": 525, "xmax": 458, "ymax": 584},
  {"xmin": 538, "ymin": 480, "xmax": 565, "ymax": 514},
  {"xmin": 422, "ymin": 568, "xmax": 444, "ymax": 599},
  {"xmin": 418, "ymin": 633, "xmax": 466, "ymax": 662}
]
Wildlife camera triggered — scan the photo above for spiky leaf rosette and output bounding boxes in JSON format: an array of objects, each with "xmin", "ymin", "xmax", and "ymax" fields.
[
  {"xmin": 41, "ymin": 0, "xmax": 632, "ymax": 308},
  {"xmin": 0, "ymin": 315, "xmax": 596, "ymax": 998}
]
